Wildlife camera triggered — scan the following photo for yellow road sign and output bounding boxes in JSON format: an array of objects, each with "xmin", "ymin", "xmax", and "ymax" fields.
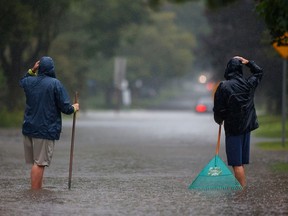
[{"xmin": 273, "ymin": 33, "xmax": 288, "ymax": 59}]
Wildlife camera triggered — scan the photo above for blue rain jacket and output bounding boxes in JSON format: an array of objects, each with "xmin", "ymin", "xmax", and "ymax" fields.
[
  {"xmin": 213, "ymin": 59, "xmax": 263, "ymax": 136},
  {"xmin": 20, "ymin": 56, "xmax": 74, "ymax": 140}
]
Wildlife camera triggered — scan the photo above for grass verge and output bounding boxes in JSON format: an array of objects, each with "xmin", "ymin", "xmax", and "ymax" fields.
[
  {"xmin": 254, "ymin": 115, "xmax": 288, "ymax": 138},
  {"xmin": 270, "ymin": 163, "xmax": 288, "ymax": 173},
  {"xmin": 256, "ymin": 142, "xmax": 288, "ymax": 151},
  {"xmin": 255, "ymin": 115, "xmax": 288, "ymax": 172},
  {"xmin": 256, "ymin": 142, "xmax": 288, "ymax": 172}
]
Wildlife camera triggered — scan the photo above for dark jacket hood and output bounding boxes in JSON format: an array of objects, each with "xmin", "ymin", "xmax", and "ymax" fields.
[
  {"xmin": 224, "ymin": 58, "xmax": 243, "ymax": 80},
  {"xmin": 38, "ymin": 56, "xmax": 56, "ymax": 78}
]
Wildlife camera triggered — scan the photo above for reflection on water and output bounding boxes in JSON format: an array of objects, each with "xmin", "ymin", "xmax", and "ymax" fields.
[
  {"xmin": 0, "ymin": 113, "xmax": 287, "ymax": 215},
  {"xmin": 1, "ymin": 172, "xmax": 287, "ymax": 215}
]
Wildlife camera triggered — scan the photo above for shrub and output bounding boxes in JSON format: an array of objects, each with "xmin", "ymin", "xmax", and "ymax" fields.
[{"xmin": 0, "ymin": 109, "xmax": 23, "ymax": 128}]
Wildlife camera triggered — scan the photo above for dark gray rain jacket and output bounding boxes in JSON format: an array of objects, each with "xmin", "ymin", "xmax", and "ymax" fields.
[
  {"xmin": 20, "ymin": 56, "xmax": 75, "ymax": 140},
  {"xmin": 213, "ymin": 58, "xmax": 263, "ymax": 136}
]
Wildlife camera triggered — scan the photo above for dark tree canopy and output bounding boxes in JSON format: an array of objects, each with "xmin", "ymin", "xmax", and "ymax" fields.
[
  {"xmin": 0, "ymin": 0, "xmax": 71, "ymax": 109},
  {"xmin": 0, "ymin": 0, "xmax": 287, "ymax": 112},
  {"xmin": 148, "ymin": 0, "xmax": 288, "ymax": 43},
  {"xmin": 256, "ymin": 0, "xmax": 288, "ymax": 44}
]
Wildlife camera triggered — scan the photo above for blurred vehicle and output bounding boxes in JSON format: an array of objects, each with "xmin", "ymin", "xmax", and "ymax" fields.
[{"xmin": 194, "ymin": 96, "xmax": 214, "ymax": 113}]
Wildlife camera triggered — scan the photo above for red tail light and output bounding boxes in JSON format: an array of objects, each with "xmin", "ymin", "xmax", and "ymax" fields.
[{"xmin": 195, "ymin": 104, "xmax": 207, "ymax": 112}]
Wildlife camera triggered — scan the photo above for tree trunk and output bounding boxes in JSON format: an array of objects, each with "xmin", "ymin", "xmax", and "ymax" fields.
[
  {"xmin": 104, "ymin": 85, "xmax": 114, "ymax": 109},
  {"xmin": 4, "ymin": 44, "xmax": 26, "ymax": 110}
]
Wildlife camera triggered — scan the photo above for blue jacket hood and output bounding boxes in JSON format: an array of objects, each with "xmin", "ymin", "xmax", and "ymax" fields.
[
  {"xmin": 38, "ymin": 56, "xmax": 56, "ymax": 78},
  {"xmin": 224, "ymin": 58, "xmax": 243, "ymax": 80},
  {"xmin": 19, "ymin": 56, "xmax": 75, "ymax": 140},
  {"xmin": 214, "ymin": 60, "xmax": 263, "ymax": 136}
]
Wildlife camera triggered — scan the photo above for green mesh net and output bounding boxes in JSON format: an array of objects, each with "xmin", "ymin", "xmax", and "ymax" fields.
[{"xmin": 189, "ymin": 155, "xmax": 242, "ymax": 190}]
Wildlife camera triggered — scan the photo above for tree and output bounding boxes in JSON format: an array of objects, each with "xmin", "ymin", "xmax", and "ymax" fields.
[
  {"xmin": 201, "ymin": 0, "xmax": 283, "ymax": 113},
  {"xmin": 256, "ymin": 0, "xmax": 288, "ymax": 43},
  {"xmin": 49, "ymin": 0, "xmax": 150, "ymax": 108},
  {"xmin": 149, "ymin": 0, "xmax": 288, "ymax": 43},
  {"xmin": 119, "ymin": 12, "xmax": 195, "ymax": 90},
  {"xmin": 146, "ymin": 0, "xmax": 196, "ymax": 9},
  {"xmin": 0, "ymin": 0, "xmax": 71, "ymax": 109},
  {"xmin": 157, "ymin": 0, "xmax": 286, "ymax": 113},
  {"xmin": 79, "ymin": 0, "xmax": 149, "ymax": 58},
  {"xmin": 0, "ymin": 0, "xmax": 150, "ymax": 110}
]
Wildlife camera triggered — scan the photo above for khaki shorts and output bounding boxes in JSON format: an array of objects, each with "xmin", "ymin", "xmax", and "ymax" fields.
[{"xmin": 23, "ymin": 136, "xmax": 55, "ymax": 167}]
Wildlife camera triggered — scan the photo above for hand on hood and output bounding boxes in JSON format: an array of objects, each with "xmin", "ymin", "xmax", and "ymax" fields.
[
  {"xmin": 38, "ymin": 56, "xmax": 56, "ymax": 78},
  {"xmin": 31, "ymin": 61, "xmax": 40, "ymax": 73},
  {"xmin": 233, "ymin": 56, "xmax": 249, "ymax": 64},
  {"xmin": 224, "ymin": 56, "xmax": 248, "ymax": 80}
]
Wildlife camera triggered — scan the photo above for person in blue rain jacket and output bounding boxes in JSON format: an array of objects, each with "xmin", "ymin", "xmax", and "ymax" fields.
[
  {"xmin": 213, "ymin": 56, "xmax": 263, "ymax": 187},
  {"xmin": 20, "ymin": 56, "xmax": 79, "ymax": 189}
]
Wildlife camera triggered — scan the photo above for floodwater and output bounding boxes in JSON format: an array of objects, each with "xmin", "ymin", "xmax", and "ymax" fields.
[{"xmin": 0, "ymin": 111, "xmax": 287, "ymax": 215}]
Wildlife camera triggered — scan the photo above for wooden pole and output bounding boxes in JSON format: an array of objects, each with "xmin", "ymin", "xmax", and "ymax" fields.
[
  {"xmin": 215, "ymin": 125, "xmax": 222, "ymax": 155},
  {"xmin": 68, "ymin": 92, "xmax": 78, "ymax": 189},
  {"xmin": 282, "ymin": 59, "xmax": 287, "ymax": 147}
]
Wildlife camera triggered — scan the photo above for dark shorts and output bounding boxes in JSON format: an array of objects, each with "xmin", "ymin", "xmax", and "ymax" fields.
[{"xmin": 225, "ymin": 132, "xmax": 250, "ymax": 166}]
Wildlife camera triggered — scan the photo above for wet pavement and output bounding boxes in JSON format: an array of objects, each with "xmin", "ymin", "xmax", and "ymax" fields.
[{"xmin": 0, "ymin": 110, "xmax": 287, "ymax": 216}]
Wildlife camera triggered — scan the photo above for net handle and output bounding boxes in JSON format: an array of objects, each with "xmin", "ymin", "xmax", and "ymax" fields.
[{"xmin": 215, "ymin": 124, "xmax": 222, "ymax": 155}]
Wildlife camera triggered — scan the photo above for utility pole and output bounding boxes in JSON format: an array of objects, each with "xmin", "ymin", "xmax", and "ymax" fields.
[
  {"xmin": 113, "ymin": 57, "xmax": 127, "ymax": 111},
  {"xmin": 282, "ymin": 59, "xmax": 287, "ymax": 147},
  {"xmin": 273, "ymin": 33, "xmax": 288, "ymax": 147}
]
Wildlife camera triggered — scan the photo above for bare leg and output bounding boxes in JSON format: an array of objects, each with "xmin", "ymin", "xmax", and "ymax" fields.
[
  {"xmin": 31, "ymin": 164, "xmax": 45, "ymax": 189},
  {"xmin": 233, "ymin": 165, "xmax": 246, "ymax": 187}
]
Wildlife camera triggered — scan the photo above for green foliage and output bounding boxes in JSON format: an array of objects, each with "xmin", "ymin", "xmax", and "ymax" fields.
[
  {"xmin": 49, "ymin": 0, "xmax": 150, "ymax": 105},
  {"xmin": 254, "ymin": 115, "xmax": 288, "ymax": 138},
  {"xmin": 146, "ymin": 0, "xmax": 196, "ymax": 9},
  {"xmin": 255, "ymin": 115, "xmax": 288, "ymax": 173},
  {"xmin": 256, "ymin": 0, "xmax": 288, "ymax": 42},
  {"xmin": 0, "ymin": 0, "xmax": 72, "ymax": 109},
  {"xmin": 0, "ymin": 109, "xmax": 23, "ymax": 128},
  {"xmin": 147, "ymin": 0, "xmax": 238, "ymax": 10},
  {"xmin": 118, "ymin": 11, "xmax": 195, "ymax": 88},
  {"xmin": 205, "ymin": 0, "xmax": 237, "ymax": 9},
  {"xmin": 257, "ymin": 142, "xmax": 288, "ymax": 151},
  {"xmin": 49, "ymin": 31, "xmax": 90, "ymax": 96},
  {"xmin": 84, "ymin": 94, "xmax": 107, "ymax": 110},
  {"xmin": 0, "ymin": 0, "xmax": 71, "ymax": 61},
  {"xmin": 50, "ymin": 1, "xmax": 197, "ymax": 108},
  {"xmin": 0, "ymin": 69, "xmax": 7, "ymax": 108},
  {"xmin": 78, "ymin": 0, "xmax": 149, "ymax": 58},
  {"xmin": 2, "ymin": 0, "xmax": 284, "ymax": 112},
  {"xmin": 149, "ymin": 0, "xmax": 288, "ymax": 43},
  {"xmin": 271, "ymin": 163, "xmax": 288, "ymax": 172}
]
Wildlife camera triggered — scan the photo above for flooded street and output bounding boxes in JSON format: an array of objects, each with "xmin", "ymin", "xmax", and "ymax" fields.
[{"xmin": 0, "ymin": 110, "xmax": 287, "ymax": 215}]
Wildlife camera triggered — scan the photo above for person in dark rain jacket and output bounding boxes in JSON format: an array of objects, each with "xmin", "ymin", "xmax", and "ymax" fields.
[
  {"xmin": 213, "ymin": 56, "xmax": 263, "ymax": 187},
  {"xmin": 20, "ymin": 56, "xmax": 79, "ymax": 189}
]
